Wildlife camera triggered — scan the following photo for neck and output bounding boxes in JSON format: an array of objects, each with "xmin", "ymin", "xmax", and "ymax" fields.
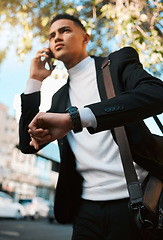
[{"xmin": 64, "ymin": 52, "xmax": 88, "ymax": 69}]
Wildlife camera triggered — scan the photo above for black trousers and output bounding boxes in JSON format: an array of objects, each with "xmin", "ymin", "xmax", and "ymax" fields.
[{"xmin": 72, "ymin": 198, "xmax": 143, "ymax": 240}]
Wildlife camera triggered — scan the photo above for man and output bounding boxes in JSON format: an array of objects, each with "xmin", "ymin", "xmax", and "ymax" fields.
[{"xmin": 19, "ymin": 13, "xmax": 163, "ymax": 240}]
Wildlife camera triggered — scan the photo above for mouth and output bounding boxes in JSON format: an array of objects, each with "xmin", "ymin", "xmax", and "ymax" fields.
[{"xmin": 55, "ymin": 44, "xmax": 64, "ymax": 50}]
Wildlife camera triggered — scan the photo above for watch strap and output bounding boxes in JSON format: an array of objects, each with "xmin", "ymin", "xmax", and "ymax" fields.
[{"xmin": 66, "ymin": 106, "xmax": 83, "ymax": 133}]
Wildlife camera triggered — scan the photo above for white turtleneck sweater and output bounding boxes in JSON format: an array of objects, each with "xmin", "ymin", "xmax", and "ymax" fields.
[{"xmin": 25, "ymin": 56, "xmax": 147, "ymax": 201}]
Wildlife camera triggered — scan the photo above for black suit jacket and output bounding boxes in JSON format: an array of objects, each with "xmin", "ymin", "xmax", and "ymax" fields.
[{"xmin": 19, "ymin": 47, "xmax": 163, "ymax": 224}]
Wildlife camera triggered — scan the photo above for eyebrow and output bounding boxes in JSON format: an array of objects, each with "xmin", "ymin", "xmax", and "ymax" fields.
[{"xmin": 48, "ymin": 26, "xmax": 71, "ymax": 38}]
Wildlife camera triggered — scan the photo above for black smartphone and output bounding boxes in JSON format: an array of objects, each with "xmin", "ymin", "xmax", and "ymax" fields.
[{"xmin": 47, "ymin": 49, "xmax": 55, "ymax": 70}]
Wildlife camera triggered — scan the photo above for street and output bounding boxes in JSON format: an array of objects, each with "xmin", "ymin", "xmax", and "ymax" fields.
[{"xmin": 0, "ymin": 218, "xmax": 72, "ymax": 240}]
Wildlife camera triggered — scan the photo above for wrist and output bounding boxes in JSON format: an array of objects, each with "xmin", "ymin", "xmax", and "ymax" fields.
[
  {"xmin": 65, "ymin": 106, "xmax": 83, "ymax": 133},
  {"xmin": 65, "ymin": 113, "xmax": 73, "ymax": 131},
  {"xmin": 29, "ymin": 74, "xmax": 43, "ymax": 82}
]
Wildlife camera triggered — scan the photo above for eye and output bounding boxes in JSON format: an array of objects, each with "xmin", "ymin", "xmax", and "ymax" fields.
[
  {"xmin": 63, "ymin": 28, "xmax": 70, "ymax": 33},
  {"xmin": 49, "ymin": 33, "xmax": 55, "ymax": 40}
]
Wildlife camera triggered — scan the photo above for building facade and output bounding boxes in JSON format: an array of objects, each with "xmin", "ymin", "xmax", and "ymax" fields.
[{"xmin": 0, "ymin": 103, "xmax": 59, "ymax": 203}]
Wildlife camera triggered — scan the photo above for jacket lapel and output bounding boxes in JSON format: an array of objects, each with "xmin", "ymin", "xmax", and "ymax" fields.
[{"xmin": 48, "ymin": 79, "xmax": 69, "ymax": 114}]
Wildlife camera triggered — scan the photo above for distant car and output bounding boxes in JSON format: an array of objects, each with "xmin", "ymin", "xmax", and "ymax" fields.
[
  {"xmin": 19, "ymin": 197, "xmax": 49, "ymax": 220},
  {"xmin": 0, "ymin": 191, "xmax": 24, "ymax": 220}
]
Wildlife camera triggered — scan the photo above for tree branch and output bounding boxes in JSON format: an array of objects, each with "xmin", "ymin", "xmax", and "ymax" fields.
[{"xmin": 135, "ymin": 25, "xmax": 148, "ymax": 38}]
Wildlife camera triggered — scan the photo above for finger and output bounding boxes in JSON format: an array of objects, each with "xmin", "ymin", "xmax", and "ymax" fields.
[
  {"xmin": 30, "ymin": 133, "xmax": 51, "ymax": 143},
  {"xmin": 30, "ymin": 136, "xmax": 51, "ymax": 147},
  {"xmin": 36, "ymin": 48, "xmax": 52, "ymax": 59},
  {"xmin": 28, "ymin": 112, "xmax": 44, "ymax": 129},
  {"xmin": 28, "ymin": 128, "xmax": 45, "ymax": 135},
  {"xmin": 36, "ymin": 53, "xmax": 50, "ymax": 61},
  {"xmin": 30, "ymin": 137, "xmax": 39, "ymax": 150},
  {"xmin": 37, "ymin": 47, "xmax": 51, "ymax": 53},
  {"xmin": 39, "ymin": 129, "xmax": 49, "ymax": 136}
]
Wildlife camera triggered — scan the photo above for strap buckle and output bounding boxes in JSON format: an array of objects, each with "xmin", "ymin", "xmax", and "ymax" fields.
[{"xmin": 101, "ymin": 59, "xmax": 111, "ymax": 69}]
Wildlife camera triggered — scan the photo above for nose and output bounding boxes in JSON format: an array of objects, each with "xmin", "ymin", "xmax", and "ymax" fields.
[{"xmin": 54, "ymin": 32, "xmax": 63, "ymax": 42}]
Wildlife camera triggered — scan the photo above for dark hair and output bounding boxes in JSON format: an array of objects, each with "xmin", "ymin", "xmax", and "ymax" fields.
[{"xmin": 50, "ymin": 13, "xmax": 86, "ymax": 32}]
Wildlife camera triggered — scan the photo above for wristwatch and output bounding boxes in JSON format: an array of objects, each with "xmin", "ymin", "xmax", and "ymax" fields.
[{"xmin": 65, "ymin": 106, "xmax": 83, "ymax": 133}]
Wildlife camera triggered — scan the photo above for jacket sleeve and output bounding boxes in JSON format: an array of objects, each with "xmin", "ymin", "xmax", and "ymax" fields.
[
  {"xmin": 86, "ymin": 47, "xmax": 163, "ymax": 134},
  {"xmin": 19, "ymin": 92, "xmax": 41, "ymax": 154}
]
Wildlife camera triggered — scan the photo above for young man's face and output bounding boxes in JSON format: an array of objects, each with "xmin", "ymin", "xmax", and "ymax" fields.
[{"xmin": 48, "ymin": 19, "xmax": 89, "ymax": 69}]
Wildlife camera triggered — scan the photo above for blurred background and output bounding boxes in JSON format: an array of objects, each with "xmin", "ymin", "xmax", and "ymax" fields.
[{"xmin": 0, "ymin": 0, "xmax": 162, "ymax": 239}]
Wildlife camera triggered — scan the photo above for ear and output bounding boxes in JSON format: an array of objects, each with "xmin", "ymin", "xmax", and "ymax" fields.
[{"xmin": 83, "ymin": 33, "xmax": 90, "ymax": 44}]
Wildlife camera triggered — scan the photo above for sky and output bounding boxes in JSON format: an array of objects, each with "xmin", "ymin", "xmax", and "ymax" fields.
[
  {"xmin": 0, "ymin": 37, "xmax": 67, "ymax": 163},
  {"xmin": 0, "ymin": 39, "xmax": 67, "ymax": 116},
  {"xmin": 0, "ymin": 34, "xmax": 163, "ymax": 137}
]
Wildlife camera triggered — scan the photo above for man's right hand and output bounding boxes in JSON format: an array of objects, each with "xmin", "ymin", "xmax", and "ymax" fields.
[
  {"xmin": 28, "ymin": 112, "xmax": 73, "ymax": 150},
  {"xmin": 30, "ymin": 47, "xmax": 55, "ymax": 82}
]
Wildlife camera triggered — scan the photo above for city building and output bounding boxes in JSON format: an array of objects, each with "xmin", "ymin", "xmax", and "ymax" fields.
[{"xmin": 0, "ymin": 102, "xmax": 60, "ymax": 204}]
